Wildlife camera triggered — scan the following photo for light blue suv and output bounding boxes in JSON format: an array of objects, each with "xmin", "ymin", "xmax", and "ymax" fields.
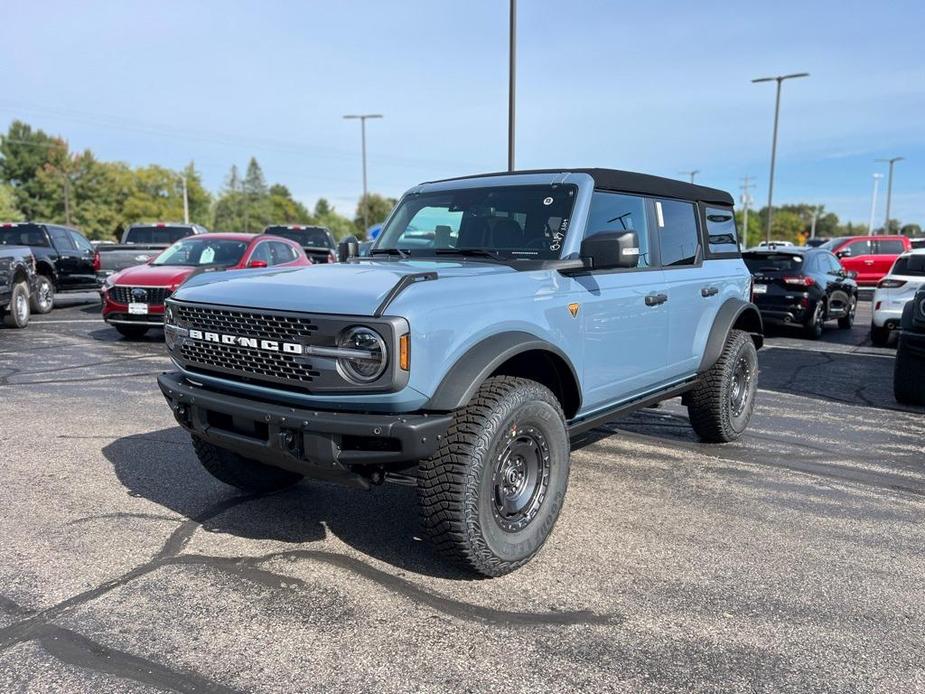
[{"xmin": 158, "ymin": 169, "xmax": 763, "ymax": 576}]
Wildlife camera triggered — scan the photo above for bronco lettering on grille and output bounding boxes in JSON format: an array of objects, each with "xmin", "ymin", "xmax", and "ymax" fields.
[{"xmin": 187, "ymin": 328, "xmax": 303, "ymax": 354}]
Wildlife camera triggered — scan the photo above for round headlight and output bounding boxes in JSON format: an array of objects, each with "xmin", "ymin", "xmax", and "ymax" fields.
[{"xmin": 337, "ymin": 327, "xmax": 387, "ymax": 383}]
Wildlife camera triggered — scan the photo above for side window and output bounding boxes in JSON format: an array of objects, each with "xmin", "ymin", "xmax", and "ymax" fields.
[
  {"xmin": 875, "ymin": 239, "xmax": 905, "ymax": 255},
  {"xmin": 655, "ymin": 199, "xmax": 700, "ymax": 266},
  {"xmin": 704, "ymin": 206, "xmax": 739, "ymax": 254},
  {"xmin": 845, "ymin": 240, "xmax": 872, "ymax": 256},
  {"xmin": 269, "ymin": 241, "xmax": 297, "ymax": 265},
  {"xmin": 48, "ymin": 227, "xmax": 77, "ymax": 251},
  {"xmin": 584, "ymin": 191, "xmax": 650, "ymax": 268},
  {"xmin": 249, "ymin": 242, "xmax": 271, "ymax": 265},
  {"xmin": 70, "ymin": 231, "xmax": 93, "ymax": 252}
]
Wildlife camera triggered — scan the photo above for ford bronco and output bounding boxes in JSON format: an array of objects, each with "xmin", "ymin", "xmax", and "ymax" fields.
[{"xmin": 158, "ymin": 169, "xmax": 763, "ymax": 576}]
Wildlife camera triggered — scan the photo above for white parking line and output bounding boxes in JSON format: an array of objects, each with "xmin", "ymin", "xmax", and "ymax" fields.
[{"xmin": 30, "ymin": 319, "xmax": 105, "ymax": 323}]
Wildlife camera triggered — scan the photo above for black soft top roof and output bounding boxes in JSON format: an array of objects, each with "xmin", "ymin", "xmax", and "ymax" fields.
[{"xmin": 431, "ymin": 168, "xmax": 734, "ymax": 206}]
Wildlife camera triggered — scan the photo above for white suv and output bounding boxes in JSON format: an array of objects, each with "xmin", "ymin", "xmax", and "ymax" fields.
[{"xmin": 871, "ymin": 249, "xmax": 925, "ymax": 346}]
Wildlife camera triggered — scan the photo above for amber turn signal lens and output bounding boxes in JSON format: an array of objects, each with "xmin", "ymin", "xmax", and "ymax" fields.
[{"xmin": 399, "ymin": 334, "xmax": 410, "ymax": 370}]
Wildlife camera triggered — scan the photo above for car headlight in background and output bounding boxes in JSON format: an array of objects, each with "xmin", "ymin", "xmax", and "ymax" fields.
[{"xmin": 336, "ymin": 326, "xmax": 387, "ymax": 383}]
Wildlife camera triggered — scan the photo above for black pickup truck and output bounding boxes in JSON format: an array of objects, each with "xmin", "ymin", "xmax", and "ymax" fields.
[
  {"xmin": 262, "ymin": 225, "xmax": 336, "ymax": 263},
  {"xmin": 96, "ymin": 222, "xmax": 209, "ymax": 276},
  {"xmin": 0, "ymin": 246, "xmax": 36, "ymax": 328},
  {"xmin": 0, "ymin": 221, "xmax": 99, "ymax": 313}
]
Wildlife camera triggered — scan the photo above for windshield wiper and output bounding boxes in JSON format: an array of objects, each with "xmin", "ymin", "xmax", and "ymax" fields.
[
  {"xmin": 369, "ymin": 247, "xmax": 409, "ymax": 258},
  {"xmin": 433, "ymin": 248, "xmax": 507, "ymax": 262}
]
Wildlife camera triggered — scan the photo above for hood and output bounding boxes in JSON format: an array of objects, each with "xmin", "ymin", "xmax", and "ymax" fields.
[
  {"xmin": 172, "ymin": 259, "xmax": 516, "ymax": 316},
  {"xmin": 111, "ymin": 263, "xmax": 197, "ymax": 288}
]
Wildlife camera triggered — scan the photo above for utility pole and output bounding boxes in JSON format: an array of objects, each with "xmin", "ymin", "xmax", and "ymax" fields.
[
  {"xmin": 810, "ymin": 206, "xmax": 820, "ymax": 239},
  {"xmin": 180, "ymin": 173, "xmax": 189, "ymax": 224},
  {"xmin": 740, "ymin": 175, "xmax": 754, "ymax": 247},
  {"xmin": 679, "ymin": 170, "xmax": 700, "ymax": 184},
  {"xmin": 875, "ymin": 156, "xmax": 903, "ymax": 233},
  {"xmin": 868, "ymin": 173, "xmax": 883, "ymax": 235},
  {"xmin": 343, "ymin": 113, "xmax": 383, "ymax": 234},
  {"xmin": 752, "ymin": 72, "xmax": 810, "ymax": 244},
  {"xmin": 62, "ymin": 174, "xmax": 71, "ymax": 225},
  {"xmin": 507, "ymin": 0, "xmax": 516, "ymax": 171}
]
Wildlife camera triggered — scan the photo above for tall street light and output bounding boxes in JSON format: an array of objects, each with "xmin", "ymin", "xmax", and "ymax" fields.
[
  {"xmin": 343, "ymin": 113, "xmax": 383, "ymax": 233},
  {"xmin": 868, "ymin": 173, "xmax": 883, "ymax": 235},
  {"xmin": 875, "ymin": 156, "xmax": 904, "ymax": 233},
  {"xmin": 507, "ymin": 0, "xmax": 516, "ymax": 171},
  {"xmin": 752, "ymin": 72, "xmax": 809, "ymax": 244},
  {"xmin": 679, "ymin": 170, "xmax": 700, "ymax": 184}
]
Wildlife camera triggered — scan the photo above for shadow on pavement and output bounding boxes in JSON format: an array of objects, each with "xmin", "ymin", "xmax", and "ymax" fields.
[{"xmin": 101, "ymin": 427, "xmax": 473, "ymax": 580}]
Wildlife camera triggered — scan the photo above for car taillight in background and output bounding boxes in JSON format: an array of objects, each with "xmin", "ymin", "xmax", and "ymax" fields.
[
  {"xmin": 878, "ymin": 278, "xmax": 907, "ymax": 289},
  {"xmin": 92, "ymin": 249, "xmax": 101, "ymax": 271},
  {"xmin": 783, "ymin": 276, "xmax": 815, "ymax": 287}
]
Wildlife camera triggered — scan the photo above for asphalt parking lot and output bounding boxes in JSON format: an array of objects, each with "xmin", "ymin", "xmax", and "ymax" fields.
[{"xmin": 1, "ymin": 294, "xmax": 923, "ymax": 693}]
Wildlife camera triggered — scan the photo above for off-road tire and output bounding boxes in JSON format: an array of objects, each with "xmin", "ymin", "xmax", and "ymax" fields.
[
  {"xmin": 838, "ymin": 297, "xmax": 856, "ymax": 329},
  {"xmin": 192, "ymin": 435, "xmax": 303, "ymax": 492},
  {"xmin": 115, "ymin": 324, "xmax": 149, "ymax": 339},
  {"xmin": 803, "ymin": 301, "xmax": 825, "ymax": 339},
  {"xmin": 418, "ymin": 376, "xmax": 570, "ymax": 577},
  {"xmin": 893, "ymin": 338, "xmax": 925, "ymax": 406},
  {"xmin": 2, "ymin": 282, "xmax": 30, "ymax": 329},
  {"xmin": 30, "ymin": 275, "xmax": 54, "ymax": 314},
  {"xmin": 870, "ymin": 323, "xmax": 891, "ymax": 347},
  {"xmin": 686, "ymin": 329, "xmax": 758, "ymax": 443}
]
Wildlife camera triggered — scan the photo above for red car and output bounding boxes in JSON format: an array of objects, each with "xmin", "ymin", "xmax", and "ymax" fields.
[
  {"xmin": 821, "ymin": 235, "xmax": 912, "ymax": 286},
  {"xmin": 101, "ymin": 233, "xmax": 311, "ymax": 338}
]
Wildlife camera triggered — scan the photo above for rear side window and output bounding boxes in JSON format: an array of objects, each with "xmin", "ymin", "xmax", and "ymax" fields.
[
  {"xmin": 585, "ymin": 191, "xmax": 651, "ymax": 268},
  {"xmin": 69, "ymin": 231, "xmax": 93, "ymax": 252},
  {"xmin": 892, "ymin": 255, "xmax": 925, "ymax": 276},
  {"xmin": 876, "ymin": 239, "xmax": 906, "ymax": 255},
  {"xmin": 704, "ymin": 206, "xmax": 739, "ymax": 255},
  {"xmin": 655, "ymin": 199, "xmax": 700, "ymax": 266},
  {"xmin": 268, "ymin": 241, "xmax": 299, "ymax": 264},
  {"xmin": 126, "ymin": 226, "xmax": 193, "ymax": 244},
  {"xmin": 49, "ymin": 227, "xmax": 77, "ymax": 251},
  {"xmin": 0, "ymin": 223, "xmax": 49, "ymax": 246}
]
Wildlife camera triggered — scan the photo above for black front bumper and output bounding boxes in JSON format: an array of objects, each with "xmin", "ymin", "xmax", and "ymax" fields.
[{"xmin": 158, "ymin": 371, "xmax": 452, "ymax": 487}]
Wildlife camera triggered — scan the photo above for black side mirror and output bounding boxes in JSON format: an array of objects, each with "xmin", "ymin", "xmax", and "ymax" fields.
[
  {"xmin": 836, "ymin": 248, "xmax": 851, "ymax": 258},
  {"xmin": 337, "ymin": 235, "xmax": 359, "ymax": 263},
  {"xmin": 579, "ymin": 231, "xmax": 639, "ymax": 270}
]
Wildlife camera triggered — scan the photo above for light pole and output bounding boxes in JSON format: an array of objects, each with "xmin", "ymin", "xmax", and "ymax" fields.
[
  {"xmin": 343, "ymin": 113, "xmax": 383, "ymax": 233},
  {"xmin": 177, "ymin": 173, "xmax": 189, "ymax": 224},
  {"xmin": 679, "ymin": 170, "xmax": 700, "ymax": 184},
  {"xmin": 875, "ymin": 156, "xmax": 903, "ymax": 233},
  {"xmin": 868, "ymin": 173, "xmax": 883, "ymax": 235},
  {"xmin": 740, "ymin": 175, "xmax": 754, "ymax": 248},
  {"xmin": 508, "ymin": 0, "xmax": 516, "ymax": 171},
  {"xmin": 752, "ymin": 72, "xmax": 809, "ymax": 244}
]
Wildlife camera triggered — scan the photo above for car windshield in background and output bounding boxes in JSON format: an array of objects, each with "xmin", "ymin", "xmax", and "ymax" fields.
[
  {"xmin": 126, "ymin": 226, "xmax": 194, "ymax": 244},
  {"xmin": 266, "ymin": 227, "xmax": 333, "ymax": 248},
  {"xmin": 892, "ymin": 255, "xmax": 925, "ymax": 276},
  {"xmin": 743, "ymin": 253, "xmax": 804, "ymax": 273},
  {"xmin": 152, "ymin": 238, "xmax": 247, "ymax": 267},
  {"xmin": 0, "ymin": 223, "xmax": 49, "ymax": 247},
  {"xmin": 374, "ymin": 184, "xmax": 578, "ymax": 261}
]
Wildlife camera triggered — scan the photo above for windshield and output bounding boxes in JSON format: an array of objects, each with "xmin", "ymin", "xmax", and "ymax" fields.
[
  {"xmin": 743, "ymin": 253, "xmax": 804, "ymax": 272},
  {"xmin": 0, "ymin": 223, "xmax": 49, "ymax": 247},
  {"xmin": 152, "ymin": 238, "xmax": 247, "ymax": 267},
  {"xmin": 265, "ymin": 227, "xmax": 333, "ymax": 249},
  {"xmin": 126, "ymin": 226, "xmax": 196, "ymax": 244},
  {"xmin": 374, "ymin": 184, "xmax": 578, "ymax": 260},
  {"xmin": 892, "ymin": 255, "xmax": 925, "ymax": 277}
]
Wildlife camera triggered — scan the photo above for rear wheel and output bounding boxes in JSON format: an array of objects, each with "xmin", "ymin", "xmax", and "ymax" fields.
[
  {"xmin": 686, "ymin": 329, "xmax": 758, "ymax": 443},
  {"xmin": 30, "ymin": 275, "xmax": 54, "ymax": 314},
  {"xmin": 2, "ymin": 282, "xmax": 31, "ymax": 329},
  {"xmin": 803, "ymin": 301, "xmax": 824, "ymax": 339},
  {"xmin": 115, "ymin": 324, "xmax": 149, "ymax": 339},
  {"xmin": 870, "ymin": 323, "xmax": 891, "ymax": 347},
  {"xmin": 192, "ymin": 436, "xmax": 303, "ymax": 492},
  {"xmin": 418, "ymin": 376, "xmax": 570, "ymax": 577},
  {"xmin": 894, "ymin": 338, "xmax": 925, "ymax": 406}
]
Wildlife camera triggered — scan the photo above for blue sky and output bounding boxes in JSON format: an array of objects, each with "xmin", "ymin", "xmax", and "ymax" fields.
[{"xmin": 2, "ymin": 0, "xmax": 923, "ymax": 225}]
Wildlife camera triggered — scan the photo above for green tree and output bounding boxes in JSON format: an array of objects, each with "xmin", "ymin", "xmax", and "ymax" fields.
[
  {"xmin": 901, "ymin": 223, "xmax": 922, "ymax": 237},
  {"xmin": 0, "ymin": 120, "xmax": 69, "ymax": 219},
  {"xmin": 267, "ymin": 184, "xmax": 312, "ymax": 224},
  {"xmin": 353, "ymin": 193, "xmax": 396, "ymax": 235},
  {"xmin": 0, "ymin": 183, "xmax": 23, "ymax": 221}
]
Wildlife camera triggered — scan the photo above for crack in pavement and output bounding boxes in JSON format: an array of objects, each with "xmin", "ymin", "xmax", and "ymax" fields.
[{"xmin": 0, "ymin": 370, "xmax": 165, "ymax": 387}]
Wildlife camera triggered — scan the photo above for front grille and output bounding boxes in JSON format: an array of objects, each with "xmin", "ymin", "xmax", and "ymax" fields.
[
  {"xmin": 110, "ymin": 286, "xmax": 171, "ymax": 304},
  {"xmin": 175, "ymin": 304, "xmax": 322, "ymax": 388}
]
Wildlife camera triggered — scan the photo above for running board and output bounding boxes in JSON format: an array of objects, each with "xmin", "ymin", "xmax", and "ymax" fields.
[{"xmin": 567, "ymin": 379, "xmax": 698, "ymax": 437}]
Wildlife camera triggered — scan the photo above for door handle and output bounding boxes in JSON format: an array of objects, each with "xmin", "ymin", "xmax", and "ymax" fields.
[
  {"xmin": 701, "ymin": 286, "xmax": 719, "ymax": 297},
  {"xmin": 644, "ymin": 293, "xmax": 668, "ymax": 306},
  {"xmin": 863, "ymin": 260, "xmax": 875, "ymax": 265}
]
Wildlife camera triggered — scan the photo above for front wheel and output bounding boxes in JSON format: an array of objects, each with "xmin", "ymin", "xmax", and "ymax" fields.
[
  {"xmin": 838, "ymin": 297, "xmax": 856, "ymax": 329},
  {"xmin": 30, "ymin": 275, "xmax": 54, "ymax": 314},
  {"xmin": 686, "ymin": 329, "xmax": 758, "ymax": 443},
  {"xmin": 2, "ymin": 282, "xmax": 31, "ymax": 328},
  {"xmin": 870, "ymin": 323, "xmax": 891, "ymax": 347},
  {"xmin": 803, "ymin": 301, "xmax": 824, "ymax": 339},
  {"xmin": 418, "ymin": 376, "xmax": 570, "ymax": 577},
  {"xmin": 894, "ymin": 338, "xmax": 925, "ymax": 406}
]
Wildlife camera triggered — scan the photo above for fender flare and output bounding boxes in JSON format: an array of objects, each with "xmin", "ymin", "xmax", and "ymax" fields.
[
  {"xmin": 698, "ymin": 298, "xmax": 764, "ymax": 374},
  {"xmin": 34, "ymin": 259, "xmax": 58, "ymax": 283},
  {"xmin": 427, "ymin": 331, "xmax": 581, "ymax": 412}
]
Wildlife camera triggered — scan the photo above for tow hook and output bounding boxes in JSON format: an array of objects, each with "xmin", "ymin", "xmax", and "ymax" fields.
[{"xmin": 279, "ymin": 429, "xmax": 302, "ymax": 457}]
